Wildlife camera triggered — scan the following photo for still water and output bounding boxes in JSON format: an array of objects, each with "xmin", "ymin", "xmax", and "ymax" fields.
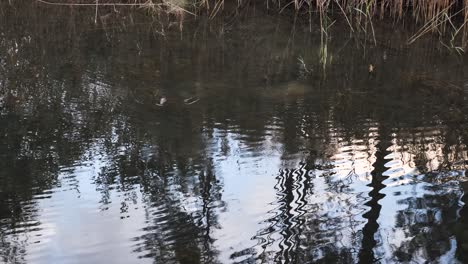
[{"xmin": 1, "ymin": 2, "xmax": 468, "ymax": 264}]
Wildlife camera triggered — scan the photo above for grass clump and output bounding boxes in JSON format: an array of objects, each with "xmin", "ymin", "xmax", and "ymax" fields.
[{"xmin": 33, "ymin": 0, "xmax": 468, "ymax": 48}]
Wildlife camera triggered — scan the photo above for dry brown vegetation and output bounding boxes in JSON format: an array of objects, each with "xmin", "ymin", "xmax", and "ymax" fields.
[{"xmin": 30, "ymin": 0, "xmax": 468, "ymax": 48}]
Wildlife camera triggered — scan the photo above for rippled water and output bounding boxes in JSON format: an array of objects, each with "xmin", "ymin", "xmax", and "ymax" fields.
[{"xmin": 0, "ymin": 2, "xmax": 468, "ymax": 264}]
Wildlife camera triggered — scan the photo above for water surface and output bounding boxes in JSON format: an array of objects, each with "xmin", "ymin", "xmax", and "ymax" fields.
[{"xmin": 0, "ymin": 2, "xmax": 468, "ymax": 264}]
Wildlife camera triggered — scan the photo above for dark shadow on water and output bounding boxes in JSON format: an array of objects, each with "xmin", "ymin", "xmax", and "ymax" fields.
[{"xmin": 358, "ymin": 131, "xmax": 391, "ymax": 264}]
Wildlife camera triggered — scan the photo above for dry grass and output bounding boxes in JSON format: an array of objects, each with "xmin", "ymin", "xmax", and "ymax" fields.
[
  {"xmin": 33, "ymin": 0, "xmax": 468, "ymax": 48},
  {"xmin": 272, "ymin": 0, "xmax": 468, "ymax": 46}
]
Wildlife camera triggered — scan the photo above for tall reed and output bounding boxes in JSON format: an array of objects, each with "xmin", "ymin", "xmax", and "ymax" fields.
[{"xmin": 273, "ymin": 0, "xmax": 468, "ymax": 46}]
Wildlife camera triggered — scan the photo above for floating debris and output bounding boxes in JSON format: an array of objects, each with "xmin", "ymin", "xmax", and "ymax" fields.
[
  {"xmin": 183, "ymin": 96, "xmax": 200, "ymax": 105},
  {"xmin": 155, "ymin": 96, "xmax": 167, "ymax": 107}
]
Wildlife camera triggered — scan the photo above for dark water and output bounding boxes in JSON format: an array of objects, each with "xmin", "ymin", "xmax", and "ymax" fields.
[{"xmin": 1, "ymin": 2, "xmax": 468, "ymax": 264}]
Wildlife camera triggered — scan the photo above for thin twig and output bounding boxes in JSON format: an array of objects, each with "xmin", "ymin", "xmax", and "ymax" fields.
[{"xmin": 334, "ymin": 0, "xmax": 354, "ymax": 33}]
